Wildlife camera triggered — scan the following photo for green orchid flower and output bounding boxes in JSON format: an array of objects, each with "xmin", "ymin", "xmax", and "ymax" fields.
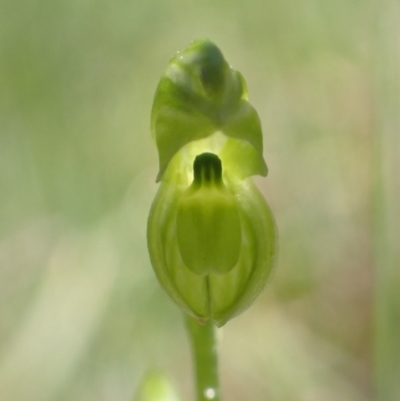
[{"xmin": 147, "ymin": 39, "xmax": 278, "ymax": 327}]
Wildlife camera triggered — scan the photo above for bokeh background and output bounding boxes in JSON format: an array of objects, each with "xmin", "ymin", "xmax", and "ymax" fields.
[{"xmin": 1, "ymin": 1, "xmax": 399, "ymax": 400}]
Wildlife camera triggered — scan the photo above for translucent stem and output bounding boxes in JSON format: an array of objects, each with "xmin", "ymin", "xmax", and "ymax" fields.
[{"xmin": 184, "ymin": 314, "xmax": 221, "ymax": 401}]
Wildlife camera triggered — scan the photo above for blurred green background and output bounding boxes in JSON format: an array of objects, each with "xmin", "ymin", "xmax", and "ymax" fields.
[{"xmin": 1, "ymin": 0, "xmax": 399, "ymax": 400}]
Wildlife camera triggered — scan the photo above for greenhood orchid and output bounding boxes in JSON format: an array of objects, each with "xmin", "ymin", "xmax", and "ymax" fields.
[{"xmin": 147, "ymin": 39, "xmax": 278, "ymax": 327}]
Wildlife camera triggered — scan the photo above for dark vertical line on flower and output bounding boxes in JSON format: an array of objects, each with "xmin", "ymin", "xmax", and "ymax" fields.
[{"xmin": 206, "ymin": 275, "xmax": 212, "ymax": 319}]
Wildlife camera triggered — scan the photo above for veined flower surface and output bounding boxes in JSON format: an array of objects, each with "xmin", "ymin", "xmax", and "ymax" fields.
[{"xmin": 147, "ymin": 39, "xmax": 277, "ymax": 327}]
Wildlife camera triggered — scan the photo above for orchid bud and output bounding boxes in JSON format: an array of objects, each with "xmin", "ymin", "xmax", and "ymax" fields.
[{"xmin": 147, "ymin": 39, "xmax": 278, "ymax": 327}]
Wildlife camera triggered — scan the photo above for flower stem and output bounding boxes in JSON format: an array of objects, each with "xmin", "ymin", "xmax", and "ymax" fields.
[{"xmin": 184, "ymin": 314, "xmax": 221, "ymax": 401}]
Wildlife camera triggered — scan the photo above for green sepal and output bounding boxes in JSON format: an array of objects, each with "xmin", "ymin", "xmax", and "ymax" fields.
[
  {"xmin": 151, "ymin": 39, "xmax": 267, "ymax": 182},
  {"xmin": 147, "ymin": 166, "xmax": 278, "ymax": 327}
]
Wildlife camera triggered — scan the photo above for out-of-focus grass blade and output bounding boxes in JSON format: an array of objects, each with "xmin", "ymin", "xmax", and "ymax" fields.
[{"xmin": 373, "ymin": 1, "xmax": 400, "ymax": 400}]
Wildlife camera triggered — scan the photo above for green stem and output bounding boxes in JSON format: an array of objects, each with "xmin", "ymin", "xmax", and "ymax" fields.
[{"xmin": 184, "ymin": 314, "xmax": 221, "ymax": 401}]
